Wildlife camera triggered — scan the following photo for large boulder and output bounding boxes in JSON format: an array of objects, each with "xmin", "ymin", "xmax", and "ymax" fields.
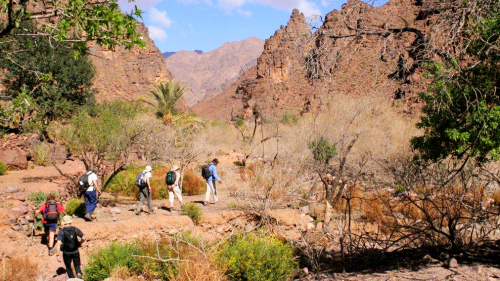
[{"xmin": 0, "ymin": 148, "xmax": 28, "ymax": 169}]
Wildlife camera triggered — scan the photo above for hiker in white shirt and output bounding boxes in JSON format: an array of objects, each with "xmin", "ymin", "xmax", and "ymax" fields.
[
  {"xmin": 83, "ymin": 170, "xmax": 100, "ymax": 221},
  {"xmin": 167, "ymin": 165, "xmax": 183, "ymax": 211}
]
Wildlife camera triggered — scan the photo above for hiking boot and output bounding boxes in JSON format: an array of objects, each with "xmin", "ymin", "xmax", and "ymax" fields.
[
  {"xmin": 203, "ymin": 201, "xmax": 207, "ymax": 206},
  {"xmin": 135, "ymin": 211, "xmax": 140, "ymax": 216},
  {"xmin": 84, "ymin": 214, "xmax": 92, "ymax": 221},
  {"xmin": 77, "ymin": 273, "xmax": 83, "ymax": 279},
  {"xmin": 48, "ymin": 248, "xmax": 55, "ymax": 256}
]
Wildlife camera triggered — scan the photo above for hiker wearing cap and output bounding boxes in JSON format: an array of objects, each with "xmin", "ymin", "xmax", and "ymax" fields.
[
  {"xmin": 166, "ymin": 165, "xmax": 183, "ymax": 210},
  {"xmin": 136, "ymin": 165, "xmax": 154, "ymax": 215},
  {"xmin": 204, "ymin": 158, "xmax": 221, "ymax": 206},
  {"xmin": 56, "ymin": 215, "xmax": 84, "ymax": 279},
  {"xmin": 82, "ymin": 170, "xmax": 100, "ymax": 221},
  {"xmin": 35, "ymin": 193, "xmax": 64, "ymax": 256}
]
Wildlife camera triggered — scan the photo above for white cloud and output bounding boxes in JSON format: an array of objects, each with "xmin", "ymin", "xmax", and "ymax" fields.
[
  {"xmin": 177, "ymin": 0, "xmax": 213, "ymax": 4},
  {"xmin": 118, "ymin": 0, "xmax": 161, "ymax": 11},
  {"xmin": 216, "ymin": 0, "xmax": 321, "ymax": 17},
  {"xmin": 237, "ymin": 8, "xmax": 253, "ymax": 16},
  {"xmin": 149, "ymin": 7, "xmax": 173, "ymax": 28},
  {"xmin": 148, "ymin": 26, "xmax": 169, "ymax": 41}
]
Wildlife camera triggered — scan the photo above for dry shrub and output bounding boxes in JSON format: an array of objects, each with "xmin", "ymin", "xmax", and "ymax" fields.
[
  {"xmin": 110, "ymin": 266, "xmax": 131, "ymax": 279},
  {"xmin": 182, "ymin": 170, "xmax": 206, "ymax": 196},
  {"xmin": 0, "ymin": 256, "xmax": 39, "ymax": 281},
  {"xmin": 172, "ymin": 255, "xmax": 226, "ymax": 281}
]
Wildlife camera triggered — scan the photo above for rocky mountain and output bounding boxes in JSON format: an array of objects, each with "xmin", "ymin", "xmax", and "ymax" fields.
[
  {"xmin": 163, "ymin": 50, "xmax": 203, "ymax": 59},
  {"xmin": 165, "ymin": 37, "xmax": 264, "ymax": 106},
  {"xmin": 89, "ymin": 23, "xmax": 173, "ymax": 102},
  {"xmin": 196, "ymin": 0, "xmax": 436, "ymax": 120}
]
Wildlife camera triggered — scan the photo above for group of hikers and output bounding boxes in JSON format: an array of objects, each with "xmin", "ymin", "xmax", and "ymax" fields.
[{"xmin": 36, "ymin": 158, "xmax": 222, "ymax": 279}]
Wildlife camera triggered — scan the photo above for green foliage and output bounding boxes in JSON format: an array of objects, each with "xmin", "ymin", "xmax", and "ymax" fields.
[
  {"xmin": 0, "ymin": 24, "xmax": 96, "ymax": 132},
  {"xmin": 412, "ymin": 10, "xmax": 500, "ymax": 163},
  {"xmin": 0, "ymin": 160, "xmax": 8, "ymax": 175},
  {"xmin": 235, "ymin": 118, "xmax": 245, "ymax": 127},
  {"xmin": 0, "ymin": 0, "xmax": 145, "ymax": 51},
  {"xmin": 104, "ymin": 165, "xmax": 167, "ymax": 199},
  {"xmin": 281, "ymin": 113, "xmax": 298, "ymax": 125},
  {"xmin": 65, "ymin": 198, "xmax": 86, "ymax": 216},
  {"xmin": 84, "ymin": 242, "xmax": 174, "ymax": 281},
  {"xmin": 28, "ymin": 192, "xmax": 48, "ymax": 208},
  {"xmin": 57, "ymin": 101, "xmax": 143, "ymax": 169},
  {"xmin": 143, "ymin": 80, "xmax": 188, "ymax": 117},
  {"xmin": 309, "ymin": 137, "xmax": 336, "ymax": 164},
  {"xmin": 181, "ymin": 203, "xmax": 202, "ymax": 225},
  {"xmin": 218, "ymin": 232, "xmax": 297, "ymax": 281},
  {"xmin": 395, "ymin": 184, "xmax": 406, "ymax": 195}
]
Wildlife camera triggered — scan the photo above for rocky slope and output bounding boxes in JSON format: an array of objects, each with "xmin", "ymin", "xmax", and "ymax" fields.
[
  {"xmin": 196, "ymin": 0, "xmax": 436, "ymax": 120},
  {"xmin": 89, "ymin": 23, "xmax": 173, "ymax": 102},
  {"xmin": 165, "ymin": 37, "xmax": 264, "ymax": 106}
]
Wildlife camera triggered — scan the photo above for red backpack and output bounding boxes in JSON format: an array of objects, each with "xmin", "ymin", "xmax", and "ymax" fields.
[{"xmin": 43, "ymin": 200, "xmax": 60, "ymax": 222}]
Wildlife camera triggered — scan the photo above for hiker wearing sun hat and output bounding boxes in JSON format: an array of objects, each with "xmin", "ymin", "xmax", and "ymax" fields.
[
  {"xmin": 136, "ymin": 165, "xmax": 154, "ymax": 215},
  {"xmin": 56, "ymin": 215, "xmax": 85, "ymax": 279},
  {"xmin": 166, "ymin": 165, "xmax": 183, "ymax": 211}
]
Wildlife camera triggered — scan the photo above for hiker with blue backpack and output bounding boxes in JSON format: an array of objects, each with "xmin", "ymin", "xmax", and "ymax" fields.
[
  {"xmin": 166, "ymin": 165, "xmax": 183, "ymax": 211},
  {"xmin": 136, "ymin": 165, "xmax": 154, "ymax": 215},
  {"xmin": 203, "ymin": 158, "xmax": 222, "ymax": 206}
]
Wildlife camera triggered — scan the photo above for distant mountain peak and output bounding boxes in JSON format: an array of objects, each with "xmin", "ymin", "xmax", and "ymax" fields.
[{"xmin": 162, "ymin": 49, "xmax": 203, "ymax": 59}]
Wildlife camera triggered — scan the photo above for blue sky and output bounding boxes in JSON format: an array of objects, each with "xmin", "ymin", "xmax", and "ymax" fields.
[{"xmin": 119, "ymin": 0, "xmax": 388, "ymax": 53}]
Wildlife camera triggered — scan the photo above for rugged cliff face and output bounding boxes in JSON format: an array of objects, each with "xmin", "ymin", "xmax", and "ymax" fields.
[
  {"xmin": 199, "ymin": 0, "xmax": 435, "ymax": 120},
  {"xmin": 166, "ymin": 37, "xmax": 264, "ymax": 106},
  {"xmin": 89, "ymin": 23, "xmax": 173, "ymax": 102}
]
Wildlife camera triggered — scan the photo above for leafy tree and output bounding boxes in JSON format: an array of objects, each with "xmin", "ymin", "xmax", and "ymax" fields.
[
  {"xmin": 143, "ymin": 80, "xmax": 188, "ymax": 117},
  {"xmin": 0, "ymin": 0, "xmax": 144, "ymax": 50},
  {"xmin": 412, "ymin": 9, "xmax": 500, "ymax": 164},
  {"xmin": 54, "ymin": 101, "xmax": 146, "ymax": 191},
  {"xmin": 0, "ymin": 25, "xmax": 95, "ymax": 132}
]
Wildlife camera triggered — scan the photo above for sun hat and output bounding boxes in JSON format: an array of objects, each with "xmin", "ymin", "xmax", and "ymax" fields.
[
  {"xmin": 171, "ymin": 165, "xmax": 180, "ymax": 171},
  {"xmin": 213, "ymin": 158, "xmax": 219, "ymax": 163},
  {"xmin": 61, "ymin": 215, "xmax": 73, "ymax": 225},
  {"xmin": 145, "ymin": 166, "xmax": 153, "ymax": 172}
]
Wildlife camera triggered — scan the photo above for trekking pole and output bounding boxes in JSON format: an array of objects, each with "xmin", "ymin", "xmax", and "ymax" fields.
[{"xmin": 29, "ymin": 210, "xmax": 36, "ymax": 246}]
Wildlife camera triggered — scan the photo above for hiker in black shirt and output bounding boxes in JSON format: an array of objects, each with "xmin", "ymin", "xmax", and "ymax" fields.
[{"xmin": 56, "ymin": 215, "xmax": 85, "ymax": 279}]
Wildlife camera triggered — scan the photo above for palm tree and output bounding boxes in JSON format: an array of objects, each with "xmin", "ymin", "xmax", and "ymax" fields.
[{"xmin": 143, "ymin": 80, "xmax": 188, "ymax": 117}]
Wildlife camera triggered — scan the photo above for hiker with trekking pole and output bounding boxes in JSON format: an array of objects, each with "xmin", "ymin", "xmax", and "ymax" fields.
[{"xmin": 135, "ymin": 165, "xmax": 155, "ymax": 215}]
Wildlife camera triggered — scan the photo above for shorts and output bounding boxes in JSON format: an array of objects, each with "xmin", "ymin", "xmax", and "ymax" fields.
[{"xmin": 43, "ymin": 222, "xmax": 58, "ymax": 232}]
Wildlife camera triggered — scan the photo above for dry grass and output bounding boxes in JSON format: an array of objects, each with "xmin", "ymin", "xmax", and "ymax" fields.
[
  {"xmin": 0, "ymin": 256, "xmax": 39, "ymax": 281},
  {"xmin": 182, "ymin": 170, "xmax": 206, "ymax": 196},
  {"xmin": 171, "ymin": 255, "xmax": 226, "ymax": 281}
]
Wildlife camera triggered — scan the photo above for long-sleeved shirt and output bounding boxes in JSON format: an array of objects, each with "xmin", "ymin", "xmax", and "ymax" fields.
[{"xmin": 208, "ymin": 163, "xmax": 220, "ymax": 181}]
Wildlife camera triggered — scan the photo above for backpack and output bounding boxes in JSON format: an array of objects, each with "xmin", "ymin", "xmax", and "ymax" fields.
[
  {"xmin": 201, "ymin": 165, "xmax": 210, "ymax": 180},
  {"xmin": 165, "ymin": 171, "xmax": 176, "ymax": 186},
  {"xmin": 78, "ymin": 173, "xmax": 90, "ymax": 194},
  {"xmin": 135, "ymin": 172, "xmax": 147, "ymax": 187},
  {"xmin": 62, "ymin": 227, "xmax": 79, "ymax": 252},
  {"xmin": 43, "ymin": 200, "xmax": 59, "ymax": 222}
]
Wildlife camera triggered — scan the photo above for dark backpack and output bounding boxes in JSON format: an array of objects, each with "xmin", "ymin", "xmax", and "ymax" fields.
[
  {"xmin": 135, "ymin": 172, "xmax": 147, "ymax": 187},
  {"xmin": 166, "ymin": 171, "xmax": 176, "ymax": 186},
  {"xmin": 62, "ymin": 227, "xmax": 79, "ymax": 252},
  {"xmin": 78, "ymin": 173, "xmax": 90, "ymax": 194},
  {"xmin": 201, "ymin": 165, "xmax": 210, "ymax": 180},
  {"xmin": 43, "ymin": 200, "xmax": 59, "ymax": 222}
]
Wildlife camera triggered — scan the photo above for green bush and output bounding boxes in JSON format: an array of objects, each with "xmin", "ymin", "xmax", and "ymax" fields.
[
  {"xmin": 0, "ymin": 161, "xmax": 8, "ymax": 175},
  {"xmin": 84, "ymin": 242, "xmax": 174, "ymax": 281},
  {"xmin": 105, "ymin": 165, "xmax": 167, "ymax": 200},
  {"xmin": 218, "ymin": 232, "xmax": 297, "ymax": 281},
  {"xmin": 281, "ymin": 112, "xmax": 298, "ymax": 125},
  {"xmin": 181, "ymin": 203, "xmax": 202, "ymax": 225},
  {"xmin": 28, "ymin": 191, "xmax": 59, "ymax": 208},
  {"xmin": 65, "ymin": 198, "xmax": 86, "ymax": 216}
]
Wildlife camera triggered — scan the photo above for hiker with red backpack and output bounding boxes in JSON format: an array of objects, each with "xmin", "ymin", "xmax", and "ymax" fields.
[
  {"xmin": 35, "ymin": 194, "xmax": 64, "ymax": 256},
  {"xmin": 166, "ymin": 165, "xmax": 183, "ymax": 211},
  {"xmin": 135, "ymin": 165, "xmax": 154, "ymax": 215},
  {"xmin": 79, "ymin": 170, "xmax": 100, "ymax": 221},
  {"xmin": 56, "ymin": 215, "xmax": 85, "ymax": 279},
  {"xmin": 203, "ymin": 158, "xmax": 221, "ymax": 206}
]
